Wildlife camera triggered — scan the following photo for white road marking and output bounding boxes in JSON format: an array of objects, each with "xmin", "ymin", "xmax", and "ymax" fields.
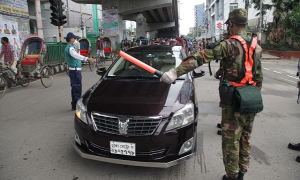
[
  {"xmin": 263, "ymin": 68, "xmax": 270, "ymax": 70},
  {"xmin": 273, "ymin": 71, "xmax": 282, "ymax": 74},
  {"xmin": 279, "ymin": 78, "xmax": 296, "ymax": 83},
  {"xmin": 287, "ymin": 75, "xmax": 299, "ymax": 80}
]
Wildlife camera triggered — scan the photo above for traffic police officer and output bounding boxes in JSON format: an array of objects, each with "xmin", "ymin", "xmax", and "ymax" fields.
[
  {"xmin": 65, "ymin": 32, "xmax": 95, "ymax": 110},
  {"xmin": 160, "ymin": 9, "xmax": 263, "ymax": 180}
]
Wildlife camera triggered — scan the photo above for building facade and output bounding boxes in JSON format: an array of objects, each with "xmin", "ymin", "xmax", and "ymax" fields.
[
  {"xmin": 0, "ymin": 0, "xmax": 31, "ymax": 62},
  {"xmin": 205, "ymin": 0, "xmax": 225, "ymax": 41},
  {"xmin": 195, "ymin": 3, "xmax": 205, "ymax": 27},
  {"xmin": 205, "ymin": 0, "xmax": 274, "ymax": 42}
]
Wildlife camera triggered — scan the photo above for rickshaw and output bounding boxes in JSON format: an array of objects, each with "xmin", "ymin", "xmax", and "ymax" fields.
[
  {"xmin": 102, "ymin": 37, "xmax": 114, "ymax": 59},
  {"xmin": 19, "ymin": 37, "xmax": 54, "ymax": 88},
  {"xmin": 94, "ymin": 37, "xmax": 114, "ymax": 68},
  {"xmin": 79, "ymin": 38, "xmax": 95, "ymax": 71}
]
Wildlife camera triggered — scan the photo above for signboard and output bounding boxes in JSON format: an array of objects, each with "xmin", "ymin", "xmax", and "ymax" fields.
[
  {"xmin": 0, "ymin": 0, "xmax": 29, "ymax": 18},
  {"xmin": 0, "ymin": 14, "xmax": 22, "ymax": 61},
  {"xmin": 102, "ymin": 9, "xmax": 119, "ymax": 37},
  {"xmin": 215, "ymin": 20, "xmax": 224, "ymax": 40}
]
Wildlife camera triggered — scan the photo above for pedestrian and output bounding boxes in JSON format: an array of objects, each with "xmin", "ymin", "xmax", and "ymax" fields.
[
  {"xmin": 121, "ymin": 40, "xmax": 125, "ymax": 50},
  {"xmin": 150, "ymin": 39, "xmax": 155, "ymax": 45},
  {"xmin": 170, "ymin": 36, "xmax": 177, "ymax": 46},
  {"xmin": 160, "ymin": 8, "xmax": 263, "ymax": 180},
  {"xmin": 206, "ymin": 38, "xmax": 211, "ymax": 49},
  {"xmin": 0, "ymin": 37, "xmax": 17, "ymax": 86},
  {"xmin": 96, "ymin": 36, "xmax": 105, "ymax": 61},
  {"xmin": 131, "ymin": 38, "xmax": 137, "ymax": 47},
  {"xmin": 125, "ymin": 38, "xmax": 131, "ymax": 49},
  {"xmin": 65, "ymin": 32, "xmax": 95, "ymax": 111}
]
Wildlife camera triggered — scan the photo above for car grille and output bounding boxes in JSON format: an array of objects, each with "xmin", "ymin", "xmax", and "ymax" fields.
[
  {"xmin": 87, "ymin": 141, "xmax": 167, "ymax": 159},
  {"xmin": 91, "ymin": 113, "xmax": 162, "ymax": 135}
]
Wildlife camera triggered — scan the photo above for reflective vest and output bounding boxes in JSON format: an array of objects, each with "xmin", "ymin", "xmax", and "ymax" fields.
[
  {"xmin": 228, "ymin": 35, "xmax": 257, "ymax": 87},
  {"xmin": 65, "ymin": 43, "xmax": 82, "ymax": 68}
]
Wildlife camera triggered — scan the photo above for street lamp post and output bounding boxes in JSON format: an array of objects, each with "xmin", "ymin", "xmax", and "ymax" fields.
[{"xmin": 259, "ymin": 0, "xmax": 263, "ymax": 42}]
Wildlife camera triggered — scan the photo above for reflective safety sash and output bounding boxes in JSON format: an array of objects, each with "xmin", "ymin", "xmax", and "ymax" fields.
[{"xmin": 228, "ymin": 35, "xmax": 257, "ymax": 87}]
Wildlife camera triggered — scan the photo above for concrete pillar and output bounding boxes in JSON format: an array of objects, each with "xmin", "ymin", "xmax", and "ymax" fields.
[
  {"xmin": 136, "ymin": 13, "xmax": 147, "ymax": 39},
  {"xmin": 35, "ymin": 0, "xmax": 43, "ymax": 38}
]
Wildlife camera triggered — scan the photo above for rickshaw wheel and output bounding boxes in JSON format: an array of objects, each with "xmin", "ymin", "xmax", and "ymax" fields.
[
  {"xmin": 95, "ymin": 56, "xmax": 104, "ymax": 68},
  {"xmin": 89, "ymin": 61, "xmax": 96, "ymax": 71},
  {"xmin": 0, "ymin": 76, "xmax": 7, "ymax": 99},
  {"xmin": 18, "ymin": 75, "xmax": 31, "ymax": 87},
  {"xmin": 40, "ymin": 66, "xmax": 54, "ymax": 88},
  {"xmin": 64, "ymin": 63, "xmax": 69, "ymax": 76},
  {"xmin": 111, "ymin": 53, "xmax": 115, "ymax": 61}
]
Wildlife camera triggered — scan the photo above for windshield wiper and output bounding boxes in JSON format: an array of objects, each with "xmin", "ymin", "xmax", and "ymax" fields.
[{"xmin": 106, "ymin": 75, "xmax": 159, "ymax": 81}]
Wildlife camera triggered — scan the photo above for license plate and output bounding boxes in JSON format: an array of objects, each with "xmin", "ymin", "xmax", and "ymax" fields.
[{"xmin": 110, "ymin": 141, "xmax": 136, "ymax": 156}]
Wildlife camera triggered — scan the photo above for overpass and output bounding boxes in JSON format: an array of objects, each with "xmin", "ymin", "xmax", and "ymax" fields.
[{"xmin": 71, "ymin": 0, "xmax": 179, "ymax": 39}]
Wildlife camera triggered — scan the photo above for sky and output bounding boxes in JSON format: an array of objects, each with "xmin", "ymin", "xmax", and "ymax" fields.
[{"xmin": 179, "ymin": 0, "xmax": 206, "ymax": 35}]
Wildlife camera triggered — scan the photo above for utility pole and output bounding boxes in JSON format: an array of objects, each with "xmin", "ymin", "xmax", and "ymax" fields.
[
  {"xmin": 259, "ymin": 0, "xmax": 263, "ymax": 42},
  {"xmin": 245, "ymin": 0, "xmax": 249, "ymax": 29}
]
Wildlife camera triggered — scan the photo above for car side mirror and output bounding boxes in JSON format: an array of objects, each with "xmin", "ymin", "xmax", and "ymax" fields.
[
  {"xmin": 96, "ymin": 67, "xmax": 107, "ymax": 76},
  {"xmin": 193, "ymin": 68, "xmax": 205, "ymax": 78}
]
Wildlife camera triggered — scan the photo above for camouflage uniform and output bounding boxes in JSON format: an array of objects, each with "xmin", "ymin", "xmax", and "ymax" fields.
[
  {"xmin": 175, "ymin": 9, "xmax": 263, "ymax": 179},
  {"xmin": 215, "ymin": 30, "xmax": 231, "ymax": 79}
]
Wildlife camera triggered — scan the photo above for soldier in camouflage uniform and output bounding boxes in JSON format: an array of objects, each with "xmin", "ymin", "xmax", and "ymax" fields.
[{"xmin": 160, "ymin": 9, "xmax": 263, "ymax": 180}]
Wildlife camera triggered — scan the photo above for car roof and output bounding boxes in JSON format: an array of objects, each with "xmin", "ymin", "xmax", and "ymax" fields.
[{"xmin": 126, "ymin": 45, "xmax": 182, "ymax": 52}]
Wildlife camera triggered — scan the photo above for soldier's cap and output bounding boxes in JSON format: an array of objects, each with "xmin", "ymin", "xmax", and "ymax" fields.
[{"xmin": 225, "ymin": 8, "xmax": 248, "ymax": 25}]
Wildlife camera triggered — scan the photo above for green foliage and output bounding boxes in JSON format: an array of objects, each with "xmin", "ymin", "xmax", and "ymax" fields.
[
  {"xmin": 187, "ymin": 27, "xmax": 202, "ymax": 37},
  {"xmin": 251, "ymin": 0, "xmax": 272, "ymax": 17},
  {"xmin": 283, "ymin": 6, "xmax": 300, "ymax": 45}
]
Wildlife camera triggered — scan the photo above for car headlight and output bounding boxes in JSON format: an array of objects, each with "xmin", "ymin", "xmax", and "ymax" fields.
[
  {"xmin": 166, "ymin": 103, "xmax": 194, "ymax": 131},
  {"xmin": 75, "ymin": 98, "xmax": 88, "ymax": 124}
]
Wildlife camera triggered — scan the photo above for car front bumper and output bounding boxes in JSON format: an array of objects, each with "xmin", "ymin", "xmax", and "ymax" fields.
[{"xmin": 73, "ymin": 141, "xmax": 194, "ymax": 168}]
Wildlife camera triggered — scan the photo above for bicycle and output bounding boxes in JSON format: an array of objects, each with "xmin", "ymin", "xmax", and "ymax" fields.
[
  {"xmin": 95, "ymin": 50, "xmax": 106, "ymax": 68},
  {"xmin": 0, "ymin": 64, "xmax": 31, "ymax": 99}
]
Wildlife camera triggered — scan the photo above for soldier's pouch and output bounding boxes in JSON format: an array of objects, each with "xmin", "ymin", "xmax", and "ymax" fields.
[
  {"xmin": 219, "ymin": 80, "xmax": 235, "ymax": 106},
  {"xmin": 235, "ymin": 85, "xmax": 264, "ymax": 113}
]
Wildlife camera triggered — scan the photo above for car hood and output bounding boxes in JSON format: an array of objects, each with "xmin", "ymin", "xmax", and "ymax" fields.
[{"xmin": 87, "ymin": 79, "xmax": 191, "ymax": 117}]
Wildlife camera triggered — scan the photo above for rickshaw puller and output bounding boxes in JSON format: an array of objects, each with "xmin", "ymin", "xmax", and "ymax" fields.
[{"xmin": 65, "ymin": 32, "xmax": 95, "ymax": 110}]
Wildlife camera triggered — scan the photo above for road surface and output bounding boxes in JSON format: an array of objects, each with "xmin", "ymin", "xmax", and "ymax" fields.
[{"xmin": 0, "ymin": 60, "xmax": 299, "ymax": 180}]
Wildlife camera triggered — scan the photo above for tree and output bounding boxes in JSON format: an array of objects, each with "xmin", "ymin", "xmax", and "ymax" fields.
[
  {"xmin": 283, "ymin": 6, "xmax": 300, "ymax": 47},
  {"xmin": 251, "ymin": 0, "xmax": 272, "ymax": 28},
  {"xmin": 187, "ymin": 27, "xmax": 202, "ymax": 38}
]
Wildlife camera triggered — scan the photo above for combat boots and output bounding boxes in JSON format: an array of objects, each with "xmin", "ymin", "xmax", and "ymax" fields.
[
  {"xmin": 222, "ymin": 175, "xmax": 237, "ymax": 180},
  {"xmin": 238, "ymin": 172, "xmax": 244, "ymax": 180},
  {"xmin": 288, "ymin": 143, "xmax": 300, "ymax": 150}
]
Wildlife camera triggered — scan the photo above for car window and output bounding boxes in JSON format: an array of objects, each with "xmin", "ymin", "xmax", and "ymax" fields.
[{"xmin": 107, "ymin": 51, "xmax": 183, "ymax": 78}]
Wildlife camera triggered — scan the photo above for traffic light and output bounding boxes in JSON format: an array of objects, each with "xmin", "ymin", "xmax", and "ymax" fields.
[
  {"xmin": 49, "ymin": 0, "xmax": 67, "ymax": 26},
  {"xmin": 49, "ymin": 0, "xmax": 60, "ymax": 26},
  {"xmin": 59, "ymin": 1, "xmax": 67, "ymax": 26}
]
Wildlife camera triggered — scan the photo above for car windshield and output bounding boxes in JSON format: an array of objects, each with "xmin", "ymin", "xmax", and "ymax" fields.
[{"xmin": 107, "ymin": 49, "xmax": 184, "ymax": 78}]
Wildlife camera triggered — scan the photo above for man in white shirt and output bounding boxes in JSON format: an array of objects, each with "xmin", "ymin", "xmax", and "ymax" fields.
[{"xmin": 64, "ymin": 32, "xmax": 95, "ymax": 110}]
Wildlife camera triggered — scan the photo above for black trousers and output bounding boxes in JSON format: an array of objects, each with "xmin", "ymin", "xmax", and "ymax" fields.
[{"xmin": 69, "ymin": 70, "xmax": 82, "ymax": 109}]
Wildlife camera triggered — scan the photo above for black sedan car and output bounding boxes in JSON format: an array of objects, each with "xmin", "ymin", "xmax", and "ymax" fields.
[{"xmin": 73, "ymin": 45, "xmax": 204, "ymax": 168}]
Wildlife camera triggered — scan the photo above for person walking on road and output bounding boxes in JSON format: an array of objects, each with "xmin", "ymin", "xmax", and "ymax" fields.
[
  {"xmin": 65, "ymin": 32, "xmax": 95, "ymax": 111},
  {"xmin": 96, "ymin": 36, "xmax": 105, "ymax": 62},
  {"xmin": 160, "ymin": 9, "xmax": 263, "ymax": 180},
  {"xmin": 0, "ymin": 37, "xmax": 16, "ymax": 86}
]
